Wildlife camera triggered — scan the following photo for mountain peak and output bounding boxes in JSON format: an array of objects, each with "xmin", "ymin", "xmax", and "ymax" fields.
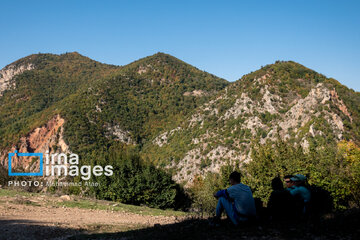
[
  {"xmin": 121, "ymin": 52, "xmax": 228, "ymax": 87},
  {"xmin": 235, "ymin": 60, "xmax": 327, "ymax": 92},
  {"xmin": 128, "ymin": 52, "xmax": 189, "ymax": 68},
  {"xmin": 252, "ymin": 60, "xmax": 320, "ymax": 79}
]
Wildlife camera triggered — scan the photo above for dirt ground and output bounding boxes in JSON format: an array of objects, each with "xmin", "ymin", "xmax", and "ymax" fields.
[
  {"xmin": 0, "ymin": 193, "xmax": 183, "ymax": 240},
  {"xmin": 1, "ymin": 191, "xmax": 359, "ymax": 240}
]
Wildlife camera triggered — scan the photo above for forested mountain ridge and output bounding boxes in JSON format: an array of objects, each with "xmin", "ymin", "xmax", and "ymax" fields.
[
  {"xmin": 1, "ymin": 52, "xmax": 359, "ymax": 209},
  {"xmin": 0, "ymin": 52, "xmax": 228, "ymax": 168},
  {"xmin": 143, "ymin": 60, "xmax": 360, "ymax": 184},
  {"xmin": 0, "ymin": 52, "xmax": 119, "ymax": 149}
]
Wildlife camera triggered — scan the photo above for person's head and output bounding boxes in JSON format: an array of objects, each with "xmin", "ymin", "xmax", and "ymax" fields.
[
  {"xmin": 290, "ymin": 174, "xmax": 307, "ymax": 186},
  {"xmin": 284, "ymin": 175, "xmax": 294, "ymax": 188},
  {"xmin": 271, "ymin": 177, "xmax": 284, "ymax": 191},
  {"xmin": 229, "ymin": 171, "xmax": 241, "ymax": 185}
]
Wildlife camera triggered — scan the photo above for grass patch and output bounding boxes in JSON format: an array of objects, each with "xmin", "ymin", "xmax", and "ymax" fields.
[
  {"xmin": 13, "ymin": 198, "xmax": 41, "ymax": 207},
  {"xmin": 0, "ymin": 188, "xmax": 187, "ymax": 217},
  {"xmin": 0, "ymin": 188, "xmax": 35, "ymax": 197},
  {"xmin": 55, "ymin": 199, "xmax": 187, "ymax": 217}
]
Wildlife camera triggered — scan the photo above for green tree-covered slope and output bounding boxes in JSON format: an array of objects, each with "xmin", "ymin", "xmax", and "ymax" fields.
[
  {"xmin": 143, "ymin": 61, "xmax": 360, "ymax": 185},
  {"xmin": 0, "ymin": 52, "xmax": 119, "ymax": 148},
  {"xmin": 1, "ymin": 54, "xmax": 359, "ymax": 209},
  {"xmin": 0, "ymin": 52, "xmax": 228, "ymax": 157}
]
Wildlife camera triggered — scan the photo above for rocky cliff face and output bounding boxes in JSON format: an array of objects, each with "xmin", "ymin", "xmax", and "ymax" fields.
[
  {"xmin": 0, "ymin": 115, "xmax": 69, "ymax": 174},
  {"xmin": 0, "ymin": 63, "xmax": 34, "ymax": 96}
]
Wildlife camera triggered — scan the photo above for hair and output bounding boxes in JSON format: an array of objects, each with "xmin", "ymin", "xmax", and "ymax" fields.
[
  {"xmin": 271, "ymin": 177, "xmax": 284, "ymax": 190},
  {"xmin": 229, "ymin": 171, "xmax": 241, "ymax": 183},
  {"xmin": 283, "ymin": 175, "xmax": 293, "ymax": 180}
]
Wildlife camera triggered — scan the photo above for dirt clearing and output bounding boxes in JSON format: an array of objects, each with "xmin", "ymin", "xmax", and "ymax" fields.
[{"xmin": 0, "ymin": 189, "xmax": 186, "ymax": 240}]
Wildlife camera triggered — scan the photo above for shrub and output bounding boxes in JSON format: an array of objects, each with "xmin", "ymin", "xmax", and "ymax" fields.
[
  {"xmin": 242, "ymin": 140, "xmax": 360, "ymax": 209},
  {"xmin": 93, "ymin": 150, "xmax": 189, "ymax": 209}
]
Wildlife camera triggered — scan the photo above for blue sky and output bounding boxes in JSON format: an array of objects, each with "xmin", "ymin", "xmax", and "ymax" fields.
[{"xmin": 1, "ymin": 0, "xmax": 359, "ymax": 91}]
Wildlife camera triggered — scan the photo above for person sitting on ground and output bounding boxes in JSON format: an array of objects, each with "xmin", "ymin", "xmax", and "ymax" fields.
[
  {"xmin": 286, "ymin": 174, "xmax": 311, "ymax": 216},
  {"xmin": 211, "ymin": 171, "xmax": 256, "ymax": 226},
  {"xmin": 267, "ymin": 177, "xmax": 294, "ymax": 220}
]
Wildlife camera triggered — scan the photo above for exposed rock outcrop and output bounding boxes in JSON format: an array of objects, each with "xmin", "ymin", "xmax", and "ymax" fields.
[
  {"xmin": 183, "ymin": 90, "xmax": 208, "ymax": 97},
  {"xmin": 0, "ymin": 63, "xmax": 34, "ymax": 96},
  {"xmin": 157, "ymin": 80, "xmax": 352, "ymax": 185},
  {"xmin": 105, "ymin": 124, "xmax": 133, "ymax": 144},
  {"xmin": 0, "ymin": 115, "xmax": 69, "ymax": 173},
  {"xmin": 153, "ymin": 127, "xmax": 181, "ymax": 147},
  {"xmin": 171, "ymin": 145, "xmax": 242, "ymax": 185},
  {"xmin": 330, "ymin": 89, "xmax": 353, "ymax": 122}
]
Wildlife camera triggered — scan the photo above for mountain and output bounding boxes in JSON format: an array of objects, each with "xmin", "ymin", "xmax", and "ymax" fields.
[
  {"xmin": 0, "ymin": 52, "xmax": 118, "ymax": 149},
  {"xmin": 0, "ymin": 52, "xmax": 228, "ymax": 171},
  {"xmin": 141, "ymin": 61, "xmax": 360, "ymax": 184},
  {"xmin": 0, "ymin": 54, "xmax": 359, "ymax": 188}
]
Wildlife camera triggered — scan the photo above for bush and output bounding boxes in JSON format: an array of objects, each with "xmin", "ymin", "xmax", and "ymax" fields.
[
  {"xmin": 188, "ymin": 172, "xmax": 222, "ymax": 216},
  {"xmin": 242, "ymin": 140, "xmax": 360, "ymax": 209},
  {"xmin": 188, "ymin": 163, "xmax": 240, "ymax": 216},
  {"xmin": 92, "ymin": 149, "xmax": 189, "ymax": 209}
]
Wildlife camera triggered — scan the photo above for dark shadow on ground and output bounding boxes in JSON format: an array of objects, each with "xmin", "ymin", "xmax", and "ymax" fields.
[
  {"xmin": 0, "ymin": 219, "xmax": 84, "ymax": 240},
  {"xmin": 70, "ymin": 209, "xmax": 360, "ymax": 240}
]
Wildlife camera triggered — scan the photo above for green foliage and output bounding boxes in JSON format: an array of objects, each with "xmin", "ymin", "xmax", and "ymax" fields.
[
  {"xmin": 0, "ymin": 52, "xmax": 117, "ymax": 149},
  {"xmin": 0, "ymin": 52, "xmax": 228, "ymax": 155},
  {"xmin": 0, "ymin": 166, "xmax": 8, "ymax": 187},
  {"xmin": 188, "ymin": 172, "xmax": 223, "ymax": 216},
  {"xmin": 237, "ymin": 61, "xmax": 328, "ymax": 103},
  {"xmin": 335, "ymin": 141, "xmax": 360, "ymax": 207},
  {"xmin": 259, "ymin": 112, "xmax": 278, "ymax": 124},
  {"xmin": 242, "ymin": 141, "xmax": 307, "ymax": 204},
  {"xmin": 188, "ymin": 163, "xmax": 240, "ymax": 216},
  {"xmin": 242, "ymin": 140, "xmax": 360, "ymax": 209},
  {"xmin": 1, "ymin": 53, "xmax": 360, "ymax": 214},
  {"xmin": 92, "ymin": 147, "xmax": 189, "ymax": 209}
]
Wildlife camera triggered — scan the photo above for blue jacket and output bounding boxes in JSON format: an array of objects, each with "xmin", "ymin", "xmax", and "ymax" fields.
[
  {"xmin": 287, "ymin": 186, "xmax": 311, "ymax": 203},
  {"xmin": 215, "ymin": 183, "xmax": 256, "ymax": 217}
]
